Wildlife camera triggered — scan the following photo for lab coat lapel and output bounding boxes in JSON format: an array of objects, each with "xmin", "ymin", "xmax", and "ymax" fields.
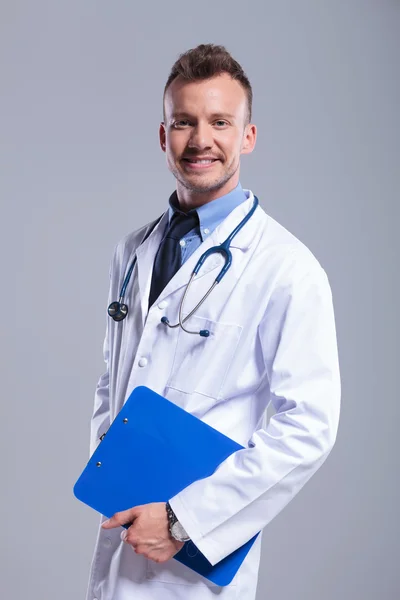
[
  {"xmin": 134, "ymin": 212, "xmax": 223, "ymax": 320},
  {"xmin": 135, "ymin": 212, "xmax": 169, "ymax": 326},
  {"xmin": 135, "ymin": 220, "xmax": 223, "ymax": 317}
]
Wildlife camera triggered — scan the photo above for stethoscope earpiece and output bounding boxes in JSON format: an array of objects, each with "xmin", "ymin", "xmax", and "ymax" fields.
[{"xmin": 108, "ymin": 301, "xmax": 128, "ymax": 322}]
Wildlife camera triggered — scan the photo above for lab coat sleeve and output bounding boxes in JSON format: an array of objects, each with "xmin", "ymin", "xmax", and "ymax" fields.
[
  {"xmin": 89, "ymin": 253, "xmax": 115, "ymax": 457},
  {"xmin": 168, "ymin": 253, "xmax": 341, "ymax": 566},
  {"xmin": 89, "ymin": 325, "xmax": 110, "ymax": 457}
]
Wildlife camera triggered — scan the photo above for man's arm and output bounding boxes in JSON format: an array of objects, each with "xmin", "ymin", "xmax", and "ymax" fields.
[
  {"xmin": 168, "ymin": 254, "xmax": 341, "ymax": 566},
  {"xmin": 89, "ymin": 326, "xmax": 110, "ymax": 457},
  {"xmin": 89, "ymin": 254, "xmax": 115, "ymax": 457}
]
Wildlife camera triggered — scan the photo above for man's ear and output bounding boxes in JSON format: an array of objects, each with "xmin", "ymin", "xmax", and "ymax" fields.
[
  {"xmin": 159, "ymin": 122, "xmax": 166, "ymax": 152},
  {"xmin": 241, "ymin": 123, "xmax": 257, "ymax": 156}
]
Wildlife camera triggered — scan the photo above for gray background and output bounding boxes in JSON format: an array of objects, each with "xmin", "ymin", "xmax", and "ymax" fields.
[{"xmin": 1, "ymin": 1, "xmax": 398, "ymax": 599}]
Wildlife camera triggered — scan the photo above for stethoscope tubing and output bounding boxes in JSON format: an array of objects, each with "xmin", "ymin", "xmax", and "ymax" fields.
[{"xmin": 108, "ymin": 195, "xmax": 259, "ymax": 331}]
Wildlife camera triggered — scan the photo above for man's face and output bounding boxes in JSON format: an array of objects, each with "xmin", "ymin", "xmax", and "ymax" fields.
[{"xmin": 160, "ymin": 74, "xmax": 256, "ymax": 199}]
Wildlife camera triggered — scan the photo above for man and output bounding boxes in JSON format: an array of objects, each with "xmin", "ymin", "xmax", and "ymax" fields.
[{"xmin": 86, "ymin": 44, "xmax": 341, "ymax": 600}]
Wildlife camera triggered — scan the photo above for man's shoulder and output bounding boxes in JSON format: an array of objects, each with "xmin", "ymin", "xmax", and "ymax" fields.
[{"xmin": 258, "ymin": 208, "xmax": 327, "ymax": 281}]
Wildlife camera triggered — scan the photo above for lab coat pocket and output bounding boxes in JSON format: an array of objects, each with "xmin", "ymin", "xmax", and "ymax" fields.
[
  {"xmin": 145, "ymin": 550, "xmax": 239, "ymax": 588},
  {"xmin": 166, "ymin": 314, "xmax": 243, "ymax": 399}
]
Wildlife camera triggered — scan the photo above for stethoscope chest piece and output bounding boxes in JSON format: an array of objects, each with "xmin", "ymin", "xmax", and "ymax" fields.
[{"xmin": 108, "ymin": 300, "xmax": 128, "ymax": 322}]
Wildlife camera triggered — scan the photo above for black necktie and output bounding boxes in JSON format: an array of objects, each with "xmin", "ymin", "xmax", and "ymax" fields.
[{"xmin": 148, "ymin": 209, "xmax": 199, "ymax": 308}]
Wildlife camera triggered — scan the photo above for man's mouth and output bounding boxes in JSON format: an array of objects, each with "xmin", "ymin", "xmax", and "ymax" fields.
[
  {"xmin": 182, "ymin": 158, "xmax": 219, "ymax": 164},
  {"xmin": 181, "ymin": 157, "xmax": 220, "ymax": 171}
]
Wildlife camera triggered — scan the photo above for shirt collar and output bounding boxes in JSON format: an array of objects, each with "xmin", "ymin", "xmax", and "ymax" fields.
[{"xmin": 168, "ymin": 182, "xmax": 247, "ymax": 242}]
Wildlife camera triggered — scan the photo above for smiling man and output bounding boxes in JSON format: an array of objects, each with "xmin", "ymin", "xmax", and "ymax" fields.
[
  {"xmin": 161, "ymin": 69, "xmax": 255, "ymax": 207},
  {"xmin": 86, "ymin": 44, "xmax": 341, "ymax": 600}
]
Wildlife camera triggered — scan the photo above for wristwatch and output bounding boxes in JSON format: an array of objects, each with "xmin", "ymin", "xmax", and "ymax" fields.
[{"xmin": 166, "ymin": 501, "xmax": 190, "ymax": 542}]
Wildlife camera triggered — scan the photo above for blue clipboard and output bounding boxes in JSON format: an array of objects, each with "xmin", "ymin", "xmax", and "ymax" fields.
[{"xmin": 73, "ymin": 385, "xmax": 259, "ymax": 586}]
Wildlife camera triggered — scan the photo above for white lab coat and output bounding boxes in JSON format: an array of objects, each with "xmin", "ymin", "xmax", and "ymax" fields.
[{"xmin": 86, "ymin": 190, "xmax": 341, "ymax": 600}]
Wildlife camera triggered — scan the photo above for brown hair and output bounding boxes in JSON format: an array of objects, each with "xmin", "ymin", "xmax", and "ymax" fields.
[{"xmin": 163, "ymin": 44, "xmax": 253, "ymax": 123}]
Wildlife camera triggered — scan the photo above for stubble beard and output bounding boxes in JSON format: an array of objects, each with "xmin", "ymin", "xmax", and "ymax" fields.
[{"xmin": 170, "ymin": 158, "xmax": 240, "ymax": 195}]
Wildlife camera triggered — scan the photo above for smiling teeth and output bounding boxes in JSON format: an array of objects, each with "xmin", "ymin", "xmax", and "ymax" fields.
[{"xmin": 188, "ymin": 159, "xmax": 214, "ymax": 164}]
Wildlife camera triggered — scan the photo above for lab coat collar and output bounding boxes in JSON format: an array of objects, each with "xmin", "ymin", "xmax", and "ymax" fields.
[{"xmin": 168, "ymin": 182, "xmax": 247, "ymax": 243}]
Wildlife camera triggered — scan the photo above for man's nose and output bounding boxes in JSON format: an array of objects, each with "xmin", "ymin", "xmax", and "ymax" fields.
[{"xmin": 187, "ymin": 123, "xmax": 213, "ymax": 150}]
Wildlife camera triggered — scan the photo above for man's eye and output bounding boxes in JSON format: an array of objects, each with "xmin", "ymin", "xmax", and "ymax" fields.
[
  {"xmin": 174, "ymin": 120, "xmax": 190, "ymax": 128},
  {"xmin": 215, "ymin": 120, "xmax": 228, "ymax": 127}
]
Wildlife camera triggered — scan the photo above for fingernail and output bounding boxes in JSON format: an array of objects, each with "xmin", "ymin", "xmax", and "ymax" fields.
[{"xmin": 102, "ymin": 519, "xmax": 110, "ymax": 527}]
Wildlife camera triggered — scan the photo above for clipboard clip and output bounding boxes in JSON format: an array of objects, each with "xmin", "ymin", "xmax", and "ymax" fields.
[{"xmin": 99, "ymin": 417, "xmax": 129, "ymax": 442}]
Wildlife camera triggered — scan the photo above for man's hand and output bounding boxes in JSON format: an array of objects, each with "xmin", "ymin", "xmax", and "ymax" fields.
[{"xmin": 102, "ymin": 502, "xmax": 185, "ymax": 563}]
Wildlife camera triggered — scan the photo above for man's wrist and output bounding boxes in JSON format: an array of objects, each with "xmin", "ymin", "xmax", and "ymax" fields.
[{"xmin": 166, "ymin": 501, "xmax": 190, "ymax": 542}]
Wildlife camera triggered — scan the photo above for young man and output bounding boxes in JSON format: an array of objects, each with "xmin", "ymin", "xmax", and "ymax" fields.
[{"xmin": 87, "ymin": 44, "xmax": 341, "ymax": 600}]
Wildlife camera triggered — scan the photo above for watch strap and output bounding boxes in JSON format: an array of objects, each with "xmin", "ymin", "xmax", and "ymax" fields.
[
  {"xmin": 166, "ymin": 501, "xmax": 190, "ymax": 541},
  {"xmin": 166, "ymin": 501, "xmax": 178, "ymax": 528}
]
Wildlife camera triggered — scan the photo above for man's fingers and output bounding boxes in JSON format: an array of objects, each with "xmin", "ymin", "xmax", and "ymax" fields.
[
  {"xmin": 102, "ymin": 507, "xmax": 139, "ymax": 529},
  {"xmin": 121, "ymin": 529, "xmax": 135, "ymax": 544},
  {"xmin": 123, "ymin": 529, "xmax": 140, "ymax": 546}
]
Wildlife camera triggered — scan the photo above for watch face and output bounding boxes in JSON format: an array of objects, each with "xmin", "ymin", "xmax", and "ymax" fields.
[{"xmin": 171, "ymin": 521, "xmax": 189, "ymax": 542}]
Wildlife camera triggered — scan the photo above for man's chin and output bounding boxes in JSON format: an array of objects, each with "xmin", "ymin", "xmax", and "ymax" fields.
[
  {"xmin": 178, "ymin": 170, "xmax": 229, "ymax": 192},
  {"xmin": 180, "ymin": 178, "xmax": 227, "ymax": 194}
]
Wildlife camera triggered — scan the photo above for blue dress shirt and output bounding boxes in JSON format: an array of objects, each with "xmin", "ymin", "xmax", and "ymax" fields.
[{"xmin": 168, "ymin": 183, "xmax": 247, "ymax": 266}]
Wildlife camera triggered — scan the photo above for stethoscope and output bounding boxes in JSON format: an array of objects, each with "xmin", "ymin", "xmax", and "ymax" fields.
[{"xmin": 108, "ymin": 195, "xmax": 259, "ymax": 337}]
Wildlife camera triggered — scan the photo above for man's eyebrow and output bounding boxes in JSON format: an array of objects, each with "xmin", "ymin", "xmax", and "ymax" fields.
[
  {"xmin": 170, "ymin": 112, "xmax": 192, "ymax": 120},
  {"xmin": 170, "ymin": 112, "xmax": 236, "ymax": 120},
  {"xmin": 208, "ymin": 112, "xmax": 236, "ymax": 120}
]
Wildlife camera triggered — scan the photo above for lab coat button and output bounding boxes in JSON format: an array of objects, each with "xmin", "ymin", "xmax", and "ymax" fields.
[
  {"xmin": 158, "ymin": 301, "xmax": 167, "ymax": 309},
  {"xmin": 179, "ymin": 239, "xmax": 186, "ymax": 247},
  {"xmin": 138, "ymin": 357, "xmax": 148, "ymax": 367}
]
